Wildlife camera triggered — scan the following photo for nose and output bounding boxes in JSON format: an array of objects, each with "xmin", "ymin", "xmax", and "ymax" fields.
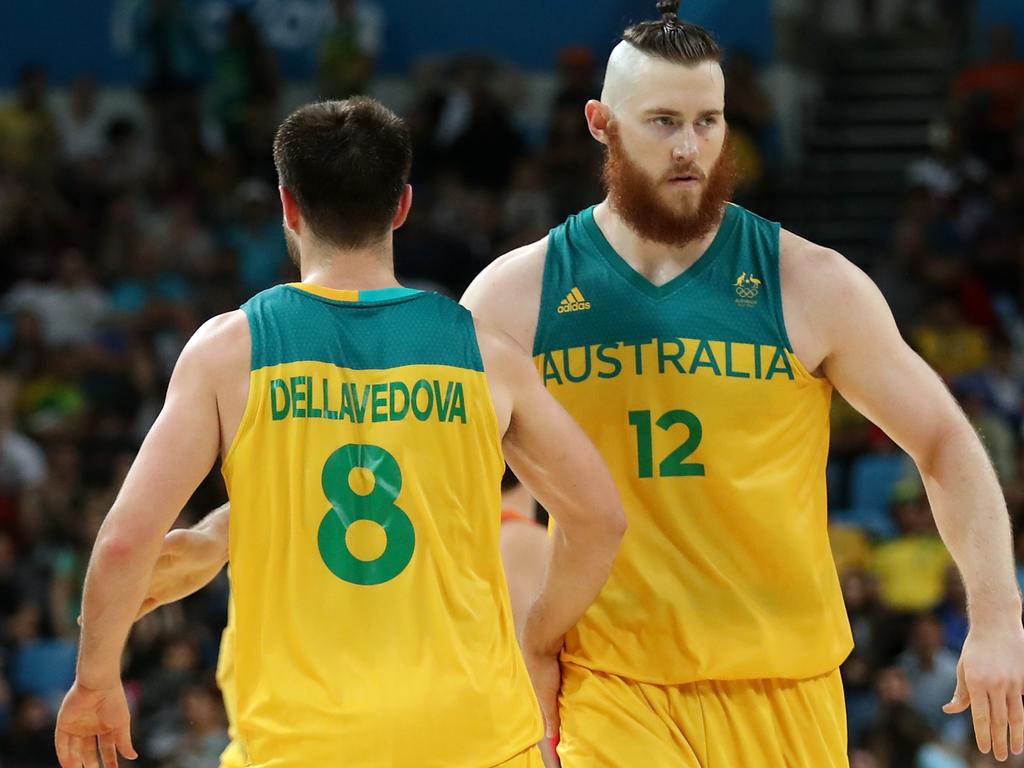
[{"xmin": 672, "ymin": 125, "xmax": 698, "ymax": 162}]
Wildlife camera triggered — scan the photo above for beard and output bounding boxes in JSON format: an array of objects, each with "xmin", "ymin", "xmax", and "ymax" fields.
[{"xmin": 602, "ymin": 121, "xmax": 738, "ymax": 248}]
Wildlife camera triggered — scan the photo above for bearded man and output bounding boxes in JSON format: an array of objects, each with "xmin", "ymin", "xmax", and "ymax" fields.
[{"xmin": 462, "ymin": 2, "xmax": 1024, "ymax": 765}]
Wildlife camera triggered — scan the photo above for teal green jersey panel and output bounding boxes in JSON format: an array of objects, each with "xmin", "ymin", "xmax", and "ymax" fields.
[
  {"xmin": 534, "ymin": 204, "xmax": 790, "ymax": 355},
  {"xmin": 242, "ymin": 285, "xmax": 484, "ymax": 372}
]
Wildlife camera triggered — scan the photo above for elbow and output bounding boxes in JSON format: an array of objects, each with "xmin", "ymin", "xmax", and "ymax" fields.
[
  {"xmin": 596, "ymin": 494, "xmax": 627, "ymax": 544},
  {"xmin": 92, "ymin": 529, "xmax": 141, "ymax": 565},
  {"xmin": 608, "ymin": 504, "xmax": 628, "ymax": 541},
  {"xmin": 914, "ymin": 412, "xmax": 975, "ymax": 479}
]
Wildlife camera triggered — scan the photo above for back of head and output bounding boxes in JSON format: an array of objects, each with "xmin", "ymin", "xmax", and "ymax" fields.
[
  {"xmin": 273, "ymin": 97, "xmax": 412, "ymax": 249},
  {"xmin": 622, "ymin": 0, "xmax": 721, "ymax": 66}
]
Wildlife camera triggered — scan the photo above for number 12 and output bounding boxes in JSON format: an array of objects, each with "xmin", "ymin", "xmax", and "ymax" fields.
[{"xmin": 628, "ymin": 410, "xmax": 705, "ymax": 478}]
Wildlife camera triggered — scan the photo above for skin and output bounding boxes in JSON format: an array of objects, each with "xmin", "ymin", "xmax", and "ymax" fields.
[
  {"xmin": 461, "ymin": 42, "xmax": 1024, "ymax": 763},
  {"xmin": 54, "ymin": 177, "xmax": 624, "ymax": 766}
]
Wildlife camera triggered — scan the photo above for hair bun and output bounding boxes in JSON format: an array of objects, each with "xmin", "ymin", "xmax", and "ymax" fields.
[{"xmin": 656, "ymin": 0, "xmax": 681, "ymax": 17}]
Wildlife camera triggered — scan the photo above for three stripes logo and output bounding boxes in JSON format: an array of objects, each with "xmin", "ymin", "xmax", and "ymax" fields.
[{"xmin": 557, "ymin": 287, "xmax": 592, "ymax": 314}]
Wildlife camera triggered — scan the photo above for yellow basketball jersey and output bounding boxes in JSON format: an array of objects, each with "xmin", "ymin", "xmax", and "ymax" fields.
[
  {"xmin": 222, "ymin": 284, "xmax": 541, "ymax": 767},
  {"xmin": 534, "ymin": 205, "xmax": 853, "ymax": 684}
]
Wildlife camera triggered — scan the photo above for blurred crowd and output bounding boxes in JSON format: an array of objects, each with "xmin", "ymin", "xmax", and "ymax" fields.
[{"xmin": 0, "ymin": 1, "xmax": 1022, "ymax": 766}]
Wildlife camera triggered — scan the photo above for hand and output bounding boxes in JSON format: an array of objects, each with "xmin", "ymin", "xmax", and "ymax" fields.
[
  {"xmin": 944, "ymin": 623, "xmax": 1024, "ymax": 761},
  {"xmin": 55, "ymin": 681, "xmax": 136, "ymax": 768},
  {"xmin": 523, "ymin": 646, "xmax": 562, "ymax": 739},
  {"xmin": 136, "ymin": 526, "xmax": 226, "ymax": 620}
]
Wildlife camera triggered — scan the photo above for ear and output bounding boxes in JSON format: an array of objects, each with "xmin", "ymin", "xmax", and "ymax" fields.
[
  {"xmin": 584, "ymin": 100, "xmax": 611, "ymax": 145},
  {"xmin": 392, "ymin": 184, "xmax": 413, "ymax": 231},
  {"xmin": 279, "ymin": 186, "xmax": 302, "ymax": 235}
]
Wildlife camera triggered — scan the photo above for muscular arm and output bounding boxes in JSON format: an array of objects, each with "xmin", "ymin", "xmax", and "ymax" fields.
[
  {"xmin": 793, "ymin": 245, "xmax": 1019, "ymax": 626},
  {"xmin": 478, "ymin": 326, "xmax": 625, "ymax": 654},
  {"xmin": 76, "ymin": 313, "xmax": 244, "ymax": 687},
  {"xmin": 785, "ymin": 235, "xmax": 1024, "ymax": 758}
]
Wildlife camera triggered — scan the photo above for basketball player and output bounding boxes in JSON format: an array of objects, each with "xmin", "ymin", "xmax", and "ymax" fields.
[
  {"xmin": 53, "ymin": 97, "xmax": 625, "ymax": 768},
  {"xmin": 460, "ymin": 3, "xmax": 1024, "ymax": 765},
  {"xmin": 130, "ymin": 469, "xmax": 555, "ymax": 768}
]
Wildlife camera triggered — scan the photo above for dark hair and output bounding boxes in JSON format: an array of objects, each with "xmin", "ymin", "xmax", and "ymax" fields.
[
  {"xmin": 623, "ymin": 0, "xmax": 721, "ymax": 65},
  {"xmin": 272, "ymin": 97, "xmax": 413, "ymax": 248}
]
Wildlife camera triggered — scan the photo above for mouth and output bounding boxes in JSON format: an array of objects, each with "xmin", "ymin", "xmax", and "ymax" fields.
[{"xmin": 667, "ymin": 174, "xmax": 702, "ymax": 188}]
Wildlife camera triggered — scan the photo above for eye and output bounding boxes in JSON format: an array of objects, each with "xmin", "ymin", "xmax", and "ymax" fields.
[
  {"xmin": 698, "ymin": 116, "xmax": 718, "ymax": 128},
  {"xmin": 652, "ymin": 116, "xmax": 676, "ymax": 127}
]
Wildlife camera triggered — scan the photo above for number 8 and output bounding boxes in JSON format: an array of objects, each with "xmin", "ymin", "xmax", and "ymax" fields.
[{"xmin": 317, "ymin": 443, "xmax": 416, "ymax": 585}]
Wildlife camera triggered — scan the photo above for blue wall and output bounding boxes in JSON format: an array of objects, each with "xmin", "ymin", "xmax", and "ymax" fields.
[{"xmin": 0, "ymin": 0, "xmax": 775, "ymax": 86}]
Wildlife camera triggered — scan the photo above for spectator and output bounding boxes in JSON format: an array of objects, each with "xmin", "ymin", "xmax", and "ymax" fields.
[
  {"xmin": 211, "ymin": 9, "xmax": 279, "ymax": 175},
  {"xmin": 222, "ymin": 179, "xmax": 285, "ymax": 296},
  {"xmin": 871, "ymin": 488, "xmax": 953, "ymax": 612},
  {"xmin": 899, "ymin": 614, "xmax": 961, "ymax": 737},
  {"xmin": 862, "ymin": 666, "xmax": 936, "ymax": 768},
  {"xmin": 2, "ymin": 249, "xmax": 110, "ymax": 348},
  {"xmin": 53, "ymin": 78, "xmax": 111, "ymax": 166},
  {"xmin": 953, "ymin": 23, "xmax": 1024, "ymax": 167},
  {"xmin": 318, "ymin": 0, "xmax": 384, "ymax": 99}
]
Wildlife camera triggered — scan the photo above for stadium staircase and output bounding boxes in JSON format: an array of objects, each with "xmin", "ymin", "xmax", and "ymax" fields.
[{"xmin": 758, "ymin": 39, "xmax": 956, "ymax": 266}]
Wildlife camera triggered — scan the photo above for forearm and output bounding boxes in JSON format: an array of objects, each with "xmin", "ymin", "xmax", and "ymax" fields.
[
  {"xmin": 920, "ymin": 420, "xmax": 1021, "ymax": 626},
  {"xmin": 195, "ymin": 501, "xmax": 230, "ymax": 561},
  {"xmin": 521, "ymin": 524, "xmax": 620, "ymax": 655},
  {"xmin": 77, "ymin": 523, "xmax": 165, "ymax": 688}
]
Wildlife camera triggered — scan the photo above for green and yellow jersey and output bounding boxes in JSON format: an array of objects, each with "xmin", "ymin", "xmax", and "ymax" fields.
[
  {"xmin": 221, "ymin": 283, "xmax": 540, "ymax": 767},
  {"xmin": 534, "ymin": 204, "xmax": 852, "ymax": 684}
]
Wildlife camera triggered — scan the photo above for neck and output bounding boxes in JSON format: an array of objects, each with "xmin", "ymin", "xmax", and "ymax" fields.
[
  {"xmin": 299, "ymin": 234, "xmax": 401, "ymax": 292},
  {"xmin": 592, "ymin": 199, "xmax": 723, "ymax": 286}
]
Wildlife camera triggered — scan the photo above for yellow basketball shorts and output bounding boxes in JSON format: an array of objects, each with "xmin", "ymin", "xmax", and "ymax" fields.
[
  {"xmin": 220, "ymin": 741, "xmax": 541, "ymax": 767},
  {"xmin": 558, "ymin": 663, "xmax": 847, "ymax": 767}
]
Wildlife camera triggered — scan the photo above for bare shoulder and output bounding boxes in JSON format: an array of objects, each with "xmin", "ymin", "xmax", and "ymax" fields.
[
  {"xmin": 177, "ymin": 310, "xmax": 250, "ymax": 382},
  {"xmin": 186, "ymin": 310, "xmax": 250, "ymax": 357},
  {"xmin": 779, "ymin": 229, "xmax": 896, "ymax": 367},
  {"xmin": 461, "ymin": 236, "xmax": 548, "ymax": 350},
  {"xmin": 778, "ymin": 229, "xmax": 884, "ymax": 323}
]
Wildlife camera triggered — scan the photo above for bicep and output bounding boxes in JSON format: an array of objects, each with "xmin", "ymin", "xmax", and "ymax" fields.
[{"xmin": 823, "ymin": 271, "xmax": 964, "ymax": 463}]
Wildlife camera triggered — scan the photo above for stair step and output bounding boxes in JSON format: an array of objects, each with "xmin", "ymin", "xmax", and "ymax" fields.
[
  {"xmin": 828, "ymin": 74, "xmax": 945, "ymax": 98},
  {"xmin": 815, "ymin": 99, "xmax": 943, "ymax": 125},
  {"xmin": 808, "ymin": 125, "xmax": 930, "ymax": 149}
]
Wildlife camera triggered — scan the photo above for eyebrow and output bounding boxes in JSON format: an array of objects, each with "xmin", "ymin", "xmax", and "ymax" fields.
[{"xmin": 643, "ymin": 108, "xmax": 724, "ymax": 118}]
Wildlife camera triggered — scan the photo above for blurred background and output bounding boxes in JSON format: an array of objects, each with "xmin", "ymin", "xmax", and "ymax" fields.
[{"xmin": 1, "ymin": 1, "xmax": 1023, "ymax": 766}]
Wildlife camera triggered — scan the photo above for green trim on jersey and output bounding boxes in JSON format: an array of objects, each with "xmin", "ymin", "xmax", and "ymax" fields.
[
  {"xmin": 243, "ymin": 285, "xmax": 484, "ymax": 372},
  {"xmin": 534, "ymin": 203, "xmax": 790, "ymax": 355}
]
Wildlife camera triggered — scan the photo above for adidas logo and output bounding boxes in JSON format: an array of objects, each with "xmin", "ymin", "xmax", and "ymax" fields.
[{"xmin": 557, "ymin": 287, "xmax": 591, "ymax": 314}]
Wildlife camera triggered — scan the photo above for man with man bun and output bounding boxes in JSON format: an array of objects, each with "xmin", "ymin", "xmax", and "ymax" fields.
[{"xmin": 464, "ymin": 2, "xmax": 1024, "ymax": 764}]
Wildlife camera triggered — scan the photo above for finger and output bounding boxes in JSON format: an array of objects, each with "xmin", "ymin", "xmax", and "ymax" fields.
[
  {"xmin": 945, "ymin": 665, "xmax": 970, "ymax": 714},
  {"xmin": 973, "ymin": 687, "xmax": 993, "ymax": 754},
  {"xmin": 990, "ymin": 690, "xmax": 1009, "ymax": 761},
  {"xmin": 99, "ymin": 732, "xmax": 119, "ymax": 768},
  {"xmin": 56, "ymin": 729, "xmax": 74, "ymax": 768},
  {"xmin": 1009, "ymin": 692, "xmax": 1024, "ymax": 755},
  {"xmin": 116, "ymin": 722, "xmax": 138, "ymax": 760},
  {"xmin": 83, "ymin": 736, "xmax": 101, "ymax": 768},
  {"xmin": 69, "ymin": 734, "xmax": 87, "ymax": 768}
]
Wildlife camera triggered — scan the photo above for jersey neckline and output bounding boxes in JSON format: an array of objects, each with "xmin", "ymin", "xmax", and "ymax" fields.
[
  {"xmin": 285, "ymin": 283, "xmax": 424, "ymax": 306},
  {"xmin": 579, "ymin": 203, "xmax": 741, "ymax": 301}
]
